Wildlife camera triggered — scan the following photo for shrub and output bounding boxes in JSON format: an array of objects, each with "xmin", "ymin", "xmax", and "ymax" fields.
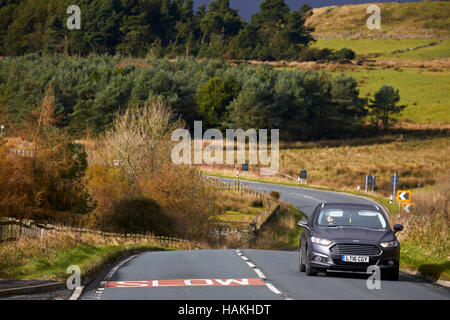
[
  {"xmin": 332, "ymin": 48, "xmax": 356, "ymax": 61},
  {"xmin": 108, "ymin": 198, "xmax": 174, "ymax": 235},
  {"xmin": 298, "ymin": 48, "xmax": 332, "ymax": 61},
  {"xmin": 298, "ymin": 47, "xmax": 355, "ymax": 62}
]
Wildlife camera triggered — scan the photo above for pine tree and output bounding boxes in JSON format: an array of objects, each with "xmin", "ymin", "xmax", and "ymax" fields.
[{"xmin": 369, "ymin": 86, "xmax": 407, "ymax": 131}]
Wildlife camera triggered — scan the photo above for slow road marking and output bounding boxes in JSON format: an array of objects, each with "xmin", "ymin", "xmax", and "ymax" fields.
[{"xmin": 105, "ymin": 278, "xmax": 265, "ymax": 288}]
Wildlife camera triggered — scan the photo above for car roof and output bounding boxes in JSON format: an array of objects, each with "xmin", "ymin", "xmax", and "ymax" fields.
[{"xmin": 318, "ymin": 202, "xmax": 382, "ymax": 211}]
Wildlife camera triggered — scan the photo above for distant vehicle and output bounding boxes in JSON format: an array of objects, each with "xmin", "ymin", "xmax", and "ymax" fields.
[{"xmin": 298, "ymin": 202, "xmax": 403, "ymax": 280}]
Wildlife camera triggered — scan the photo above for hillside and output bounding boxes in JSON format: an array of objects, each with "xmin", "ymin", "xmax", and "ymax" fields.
[{"xmin": 306, "ymin": 1, "xmax": 450, "ymax": 39}]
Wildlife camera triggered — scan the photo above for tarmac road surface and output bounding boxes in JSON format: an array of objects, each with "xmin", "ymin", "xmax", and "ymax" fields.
[{"xmin": 81, "ymin": 179, "xmax": 450, "ymax": 300}]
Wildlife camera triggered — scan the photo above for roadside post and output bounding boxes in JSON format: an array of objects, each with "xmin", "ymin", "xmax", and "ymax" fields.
[
  {"xmin": 0, "ymin": 124, "xmax": 4, "ymax": 136},
  {"xmin": 365, "ymin": 175, "xmax": 375, "ymax": 193},
  {"xmin": 242, "ymin": 163, "xmax": 248, "ymax": 176},
  {"xmin": 391, "ymin": 173, "xmax": 399, "ymax": 203},
  {"xmin": 299, "ymin": 170, "xmax": 307, "ymax": 186}
]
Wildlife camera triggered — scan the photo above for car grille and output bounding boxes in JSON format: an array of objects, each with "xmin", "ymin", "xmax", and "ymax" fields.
[{"xmin": 330, "ymin": 244, "xmax": 381, "ymax": 256}]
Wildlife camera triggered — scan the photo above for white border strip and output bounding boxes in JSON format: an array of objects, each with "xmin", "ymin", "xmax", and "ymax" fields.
[
  {"xmin": 265, "ymin": 282, "xmax": 282, "ymax": 295},
  {"xmin": 69, "ymin": 286, "xmax": 85, "ymax": 300}
]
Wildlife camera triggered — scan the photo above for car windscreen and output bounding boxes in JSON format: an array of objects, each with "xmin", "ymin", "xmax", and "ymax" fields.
[{"xmin": 316, "ymin": 209, "xmax": 387, "ymax": 229}]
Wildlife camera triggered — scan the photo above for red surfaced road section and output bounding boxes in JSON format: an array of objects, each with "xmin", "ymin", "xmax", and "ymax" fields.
[{"xmin": 105, "ymin": 278, "xmax": 265, "ymax": 288}]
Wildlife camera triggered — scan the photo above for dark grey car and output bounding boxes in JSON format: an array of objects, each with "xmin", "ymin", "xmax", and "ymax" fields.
[{"xmin": 298, "ymin": 202, "xmax": 403, "ymax": 280}]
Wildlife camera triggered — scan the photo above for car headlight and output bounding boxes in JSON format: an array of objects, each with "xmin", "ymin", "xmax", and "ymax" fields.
[
  {"xmin": 311, "ymin": 236, "xmax": 332, "ymax": 246},
  {"xmin": 380, "ymin": 240, "xmax": 398, "ymax": 248}
]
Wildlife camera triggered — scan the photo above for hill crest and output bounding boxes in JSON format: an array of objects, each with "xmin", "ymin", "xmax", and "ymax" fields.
[{"xmin": 306, "ymin": 1, "xmax": 450, "ymax": 39}]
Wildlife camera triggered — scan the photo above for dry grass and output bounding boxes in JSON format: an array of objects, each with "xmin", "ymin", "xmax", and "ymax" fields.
[
  {"xmin": 213, "ymin": 190, "xmax": 264, "ymax": 225},
  {"xmin": 278, "ymin": 137, "xmax": 449, "ymax": 193},
  {"xmin": 388, "ymin": 178, "xmax": 449, "ymax": 280},
  {"xmin": 306, "ymin": 2, "xmax": 450, "ymax": 39},
  {"xmin": 365, "ymin": 58, "xmax": 450, "ymax": 71},
  {"xmin": 391, "ymin": 178, "xmax": 449, "ymax": 257},
  {"xmin": 243, "ymin": 59, "xmax": 360, "ymax": 72},
  {"xmin": 200, "ymin": 135, "xmax": 449, "ymax": 195}
]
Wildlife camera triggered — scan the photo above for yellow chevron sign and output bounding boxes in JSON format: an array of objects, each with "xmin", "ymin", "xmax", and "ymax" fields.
[
  {"xmin": 401, "ymin": 203, "xmax": 416, "ymax": 214},
  {"xmin": 397, "ymin": 190, "xmax": 411, "ymax": 202}
]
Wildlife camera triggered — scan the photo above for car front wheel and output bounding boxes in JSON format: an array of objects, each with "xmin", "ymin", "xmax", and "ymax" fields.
[
  {"xmin": 299, "ymin": 248, "xmax": 306, "ymax": 272},
  {"xmin": 305, "ymin": 247, "xmax": 317, "ymax": 276},
  {"xmin": 383, "ymin": 266, "xmax": 399, "ymax": 281}
]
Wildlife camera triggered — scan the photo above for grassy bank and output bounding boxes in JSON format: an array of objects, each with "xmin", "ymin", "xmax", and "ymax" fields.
[
  {"xmin": 0, "ymin": 235, "xmax": 172, "ymax": 281},
  {"xmin": 252, "ymin": 205, "xmax": 304, "ymax": 250},
  {"xmin": 214, "ymin": 189, "xmax": 265, "ymax": 225},
  {"xmin": 306, "ymin": 2, "xmax": 450, "ymax": 38}
]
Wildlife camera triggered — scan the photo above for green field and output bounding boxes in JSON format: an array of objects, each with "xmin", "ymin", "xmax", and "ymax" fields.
[
  {"xmin": 313, "ymin": 39, "xmax": 450, "ymax": 60},
  {"xmin": 332, "ymin": 68, "xmax": 450, "ymax": 123}
]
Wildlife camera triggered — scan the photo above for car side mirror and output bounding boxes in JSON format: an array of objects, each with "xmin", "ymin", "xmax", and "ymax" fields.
[
  {"xmin": 393, "ymin": 224, "xmax": 403, "ymax": 233},
  {"xmin": 297, "ymin": 220, "xmax": 310, "ymax": 230}
]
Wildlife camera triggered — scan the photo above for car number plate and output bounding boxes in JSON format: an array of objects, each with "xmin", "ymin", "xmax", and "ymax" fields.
[{"xmin": 342, "ymin": 255, "xmax": 369, "ymax": 263}]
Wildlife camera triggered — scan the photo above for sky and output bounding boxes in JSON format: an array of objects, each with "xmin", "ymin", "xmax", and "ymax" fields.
[{"xmin": 194, "ymin": 0, "xmax": 419, "ymax": 21}]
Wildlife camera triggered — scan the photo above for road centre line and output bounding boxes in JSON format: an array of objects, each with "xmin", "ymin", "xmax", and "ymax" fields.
[{"xmin": 236, "ymin": 249, "xmax": 287, "ymax": 299}]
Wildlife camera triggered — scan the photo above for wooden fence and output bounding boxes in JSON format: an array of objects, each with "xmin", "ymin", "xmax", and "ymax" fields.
[
  {"xmin": 203, "ymin": 176, "xmax": 266, "ymax": 198},
  {"xmin": 0, "ymin": 217, "xmax": 195, "ymax": 249},
  {"xmin": 9, "ymin": 149, "xmax": 35, "ymax": 157}
]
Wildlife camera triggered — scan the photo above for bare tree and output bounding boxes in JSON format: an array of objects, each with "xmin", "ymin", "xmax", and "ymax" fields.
[{"xmin": 103, "ymin": 99, "xmax": 183, "ymax": 177}]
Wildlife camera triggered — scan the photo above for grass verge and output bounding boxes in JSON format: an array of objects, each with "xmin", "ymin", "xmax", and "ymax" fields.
[{"xmin": 0, "ymin": 239, "xmax": 170, "ymax": 281}]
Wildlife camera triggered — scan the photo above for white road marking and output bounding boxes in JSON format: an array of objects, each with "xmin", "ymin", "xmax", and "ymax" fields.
[
  {"xmin": 236, "ymin": 250, "xmax": 289, "ymax": 300},
  {"xmin": 254, "ymin": 268, "xmax": 266, "ymax": 279},
  {"xmin": 265, "ymin": 282, "xmax": 282, "ymax": 295},
  {"xmin": 92, "ymin": 254, "xmax": 139, "ymax": 300},
  {"xmin": 104, "ymin": 255, "xmax": 137, "ymax": 280}
]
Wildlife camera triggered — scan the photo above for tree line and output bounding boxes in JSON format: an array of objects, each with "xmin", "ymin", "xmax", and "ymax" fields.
[
  {"xmin": 0, "ymin": 54, "xmax": 405, "ymax": 140},
  {"xmin": 0, "ymin": 0, "xmax": 328, "ymax": 61}
]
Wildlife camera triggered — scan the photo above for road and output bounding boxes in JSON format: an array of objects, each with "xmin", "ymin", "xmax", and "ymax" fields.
[{"xmin": 81, "ymin": 178, "xmax": 450, "ymax": 300}]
